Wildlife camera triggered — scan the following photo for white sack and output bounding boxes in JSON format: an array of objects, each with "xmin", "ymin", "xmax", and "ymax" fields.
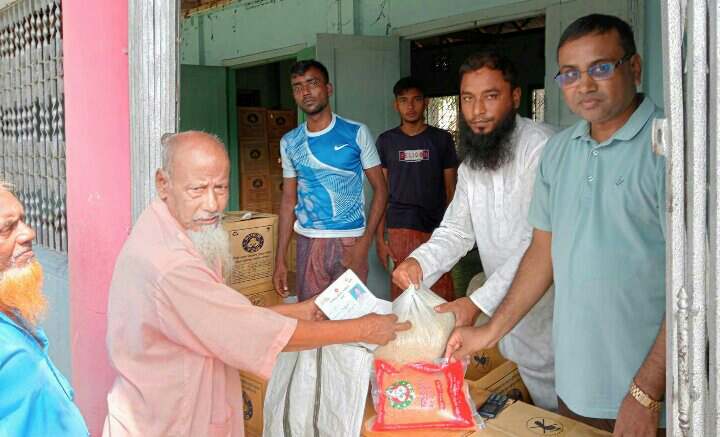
[
  {"xmin": 374, "ymin": 284, "xmax": 455, "ymax": 364},
  {"xmin": 264, "ymin": 344, "xmax": 372, "ymax": 437}
]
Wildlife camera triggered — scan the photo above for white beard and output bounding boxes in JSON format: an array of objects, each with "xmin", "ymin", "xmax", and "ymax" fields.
[{"xmin": 187, "ymin": 224, "xmax": 234, "ymax": 283}]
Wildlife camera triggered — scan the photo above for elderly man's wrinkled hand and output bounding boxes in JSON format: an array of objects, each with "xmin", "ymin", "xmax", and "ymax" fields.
[
  {"xmin": 435, "ymin": 296, "xmax": 481, "ymax": 327},
  {"xmin": 360, "ymin": 313, "xmax": 411, "ymax": 346},
  {"xmin": 392, "ymin": 257, "xmax": 423, "ymax": 290}
]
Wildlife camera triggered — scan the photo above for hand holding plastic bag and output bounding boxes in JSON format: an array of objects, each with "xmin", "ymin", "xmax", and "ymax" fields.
[{"xmin": 374, "ymin": 284, "xmax": 456, "ymax": 364}]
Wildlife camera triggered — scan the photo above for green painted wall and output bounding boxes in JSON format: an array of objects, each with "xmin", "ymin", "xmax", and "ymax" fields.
[
  {"xmin": 643, "ymin": 0, "xmax": 663, "ymax": 108},
  {"xmin": 182, "ymin": 0, "xmax": 664, "ymax": 106},
  {"xmin": 180, "ymin": 64, "xmax": 240, "ymax": 210},
  {"xmin": 181, "ymin": 0, "xmax": 350, "ymax": 66},
  {"xmin": 357, "ymin": 0, "xmax": 530, "ymax": 35}
]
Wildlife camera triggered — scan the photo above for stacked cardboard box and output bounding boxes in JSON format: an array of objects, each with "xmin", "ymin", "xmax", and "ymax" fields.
[
  {"xmin": 238, "ymin": 108, "xmax": 272, "ymax": 212},
  {"xmin": 222, "ymin": 211, "xmax": 280, "ymax": 307},
  {"xmin": 237, "ymin": 107, "xmax": 297, "ymax": 214},
  {"xmin": 266, "ymin": 110, "xmax": 295, "ymax": 176},
  {"xmin": 270, "ymin": 174, "xmax": 284, "ymax": 214},
  {"xmin": 266, "ymin": 109, "xmax": 296, "ymax": 212}
]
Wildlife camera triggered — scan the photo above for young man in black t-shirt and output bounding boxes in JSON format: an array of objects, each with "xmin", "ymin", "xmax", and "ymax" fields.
[{"xmin": 375, "ymin": 77, "xmax": 458, "ymax": 300}]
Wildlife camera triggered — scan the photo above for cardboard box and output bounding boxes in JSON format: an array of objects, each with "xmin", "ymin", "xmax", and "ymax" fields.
[
  {"xmin": 268, "ymin": 139, "xmax": 282, "ymax": 175},
  {"xmin": 238, "ymin": 107, "xmax": 267, "ymax": 140},
  {"xmin": 240, "ymin": 371, "xmax": 267, "ymax": 437},
  {"xmin": 239, "ymin": 141, "xmax": 270, "ymax": 175},
  {"xmin": 223, "ymin": 212, "xmax": 277, "ymax": 295},
  {"xmin": 472, "ymin": 360, "xmax": 532, "ymax": 405},
  {"xmin": 267, "ymin": 109, "xmax": 296, "ymax": 139},
  {"xmin": 245, "ymin": 289, "xmax": 280, "ymax": 307},
  {"xmin": 241, "ymin": 174, "xmax": 272, "ymax": 209},
  {"xmin": 465, "ymin": 345, "xmax": 506, "ymax": 381},
  {"xmin": 270, "ymin": 174, "xmax": 284, "ymax": 212},
  {"xmin": 484, "ymin": 401, "xmax": 611, "ymax": 436},
  {"xmin": 246, "ymin": 202, "xmax": 273, "ymax": 214}
]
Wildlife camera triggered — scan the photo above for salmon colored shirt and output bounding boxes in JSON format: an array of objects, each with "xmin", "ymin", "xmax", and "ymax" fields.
[{"xmin": 103, "ymin": 199, "xmax": 296, "ymax": 437}]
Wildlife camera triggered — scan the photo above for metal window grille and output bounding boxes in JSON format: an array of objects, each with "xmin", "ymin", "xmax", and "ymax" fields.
[
  {"xmin": 659, "ymin": 0, "xmax": 720, "ymax": 434},
  {"xmin": 425, "ymin": 95, "xmax": 459, "ymax": 145},
  {"xmin": 0, "ymin": 0, "xmax": 65, "ymax": 252}
]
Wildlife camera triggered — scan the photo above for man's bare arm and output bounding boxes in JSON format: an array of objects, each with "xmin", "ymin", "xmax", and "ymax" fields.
[
  {"xmin": 283, "ymin": 314, "xmax": 410, "ymax": 351},
  {"xmin": 443, "ymin": 168, "xmax": 457, "ymax": 207},
  {"xmin": 633, "ymin": 321, "xmax": 666, "ymax": 399},
  {"xmin": 375, "ymin": 168, "xmax": 393, "ymax": 269},
  {"xmin": 613, "ymin": 321, "xmax": 665, "ymax": 435},
  {"xmin": 446, "ymin": 228, "xmax": 553, "ymax": 358},
  {"xmin": 346, "ymin": 166, "xmax": 388, "ymax": 273},
  {"xmin": 273, "ymin": 177, "xmax": 297, "ymax": 295},
  {"xmin": 362, "ymin": 165, "xmax": 388, "ymax": 244}
]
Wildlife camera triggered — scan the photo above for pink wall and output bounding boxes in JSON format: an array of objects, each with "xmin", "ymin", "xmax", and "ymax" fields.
[{"xmin": 62, "ymin": 0, "xmax": 131, "ymax": 434}]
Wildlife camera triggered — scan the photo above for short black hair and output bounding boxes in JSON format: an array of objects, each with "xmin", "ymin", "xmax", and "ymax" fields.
[
  {"xmin": 289, "ymin": 60, "xmax": 330, "ymax": 84},
  {"xmin": 458, "ymin": 49, "xmax": 519, "ymax": 89},
  {"xmin": 393, "ymin": 77, "xmax": 425, "ymax": 97},
  {"xmin": 557, "ymin": 14, "xmax": 637, "ymax": 56}
]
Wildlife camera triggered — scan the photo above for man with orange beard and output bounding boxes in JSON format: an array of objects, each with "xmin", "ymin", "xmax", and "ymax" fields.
[{"xmin": 0, "ymin": 182, "xmax": 89, "ymax": 436}]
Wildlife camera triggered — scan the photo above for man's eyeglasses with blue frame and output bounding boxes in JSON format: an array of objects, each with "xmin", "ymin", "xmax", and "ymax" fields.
[{"xmin": 554, "ymin": 53, "xmax": 634, "ymax": 88}]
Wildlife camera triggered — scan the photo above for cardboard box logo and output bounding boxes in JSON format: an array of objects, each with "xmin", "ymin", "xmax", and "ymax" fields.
[
  {"xmin": 273, "ymin": 115, "xmax": 288, "ymax": 126},
  {"xmin": 246, "ymin": 113, "xmax": 260, "ymax": 124},
  {"xmin": 526, "ymin": 417, "xmax": 564, "ymax": 435},
  {"xmin": 252, "ymin": 177, "xmax": 265, "ymax": 189},
  {"xmin": 224, "ymin": 212, "xmax": 277, "ymax": 294},
  {"xmin": 243, "ymin": 390, "xmax": 254, "ymax": 420},
  {"xmin": 242, "ymin": 232, "xmax": 264, "ymax": 253}
]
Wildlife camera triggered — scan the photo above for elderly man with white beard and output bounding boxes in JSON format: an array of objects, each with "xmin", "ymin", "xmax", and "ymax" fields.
[
  {"xmin": 103, "ymin": 131, "xmax": 409, "ymax": 437},
  {"xmin": 0, "ymin": 182, "xmax": 89, "ymax": 436}
]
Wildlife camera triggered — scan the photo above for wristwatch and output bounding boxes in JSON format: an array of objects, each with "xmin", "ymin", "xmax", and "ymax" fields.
[{"xmin": 629, "ymin": 380, "xmax": 662, "ymax": 412}]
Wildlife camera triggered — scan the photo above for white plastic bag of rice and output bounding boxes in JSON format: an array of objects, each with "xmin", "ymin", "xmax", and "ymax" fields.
[{"xmin": 374, "ymin": 284, "xmax": 456, "ymax": 364}]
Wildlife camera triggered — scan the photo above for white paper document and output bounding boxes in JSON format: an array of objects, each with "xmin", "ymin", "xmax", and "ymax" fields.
[{"xmin": 316, "ymin": 269, "xmax": 392, "ymax": 321}]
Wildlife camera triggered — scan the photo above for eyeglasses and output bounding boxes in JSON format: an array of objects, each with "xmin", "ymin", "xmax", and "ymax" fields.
[{"xmin": 554, "ymin": 54, "xmax": 634, "ymax": 88}]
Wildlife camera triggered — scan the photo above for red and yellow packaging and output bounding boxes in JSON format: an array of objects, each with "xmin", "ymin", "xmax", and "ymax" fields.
[{"xmin": 372, "ymin": 359, "xmax": 476, "ymax": 431}]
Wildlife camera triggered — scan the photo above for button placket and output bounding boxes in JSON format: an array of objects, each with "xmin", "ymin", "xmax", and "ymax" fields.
[{"xmin": 587, "ymin": 146, "xmax": 599, "ymax": 184}]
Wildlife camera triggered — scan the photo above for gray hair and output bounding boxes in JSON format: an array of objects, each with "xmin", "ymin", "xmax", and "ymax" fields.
[{"xmin": 160, "ymin": 131, "xmax": 226, "ymax": 177}]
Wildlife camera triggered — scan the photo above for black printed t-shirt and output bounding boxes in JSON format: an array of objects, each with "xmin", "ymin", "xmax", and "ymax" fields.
[{"xmin": 376, "ymin": 125, "xmax": 458, "ymax": 233}]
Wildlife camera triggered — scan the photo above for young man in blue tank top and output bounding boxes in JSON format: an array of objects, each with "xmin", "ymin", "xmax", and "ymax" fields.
[{"xmin": 273, "ymin": 60, "xmax": 388, "ymax": 301}]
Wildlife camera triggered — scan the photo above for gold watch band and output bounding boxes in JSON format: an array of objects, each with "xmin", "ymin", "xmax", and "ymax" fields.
[{"xmin": 629, "ymin": 381, "xmax": 662, "ymax": 412}]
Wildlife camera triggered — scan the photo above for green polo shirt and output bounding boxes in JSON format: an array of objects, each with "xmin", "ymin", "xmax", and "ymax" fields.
[{"xmin": 528, "ymin": 95, "xmax": 665, "ymax": 419}]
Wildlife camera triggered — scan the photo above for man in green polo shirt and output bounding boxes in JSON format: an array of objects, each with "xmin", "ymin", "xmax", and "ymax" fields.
[{"xmin": 445, "ymin": 14, "xmax": 666, "ymax": 436}]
